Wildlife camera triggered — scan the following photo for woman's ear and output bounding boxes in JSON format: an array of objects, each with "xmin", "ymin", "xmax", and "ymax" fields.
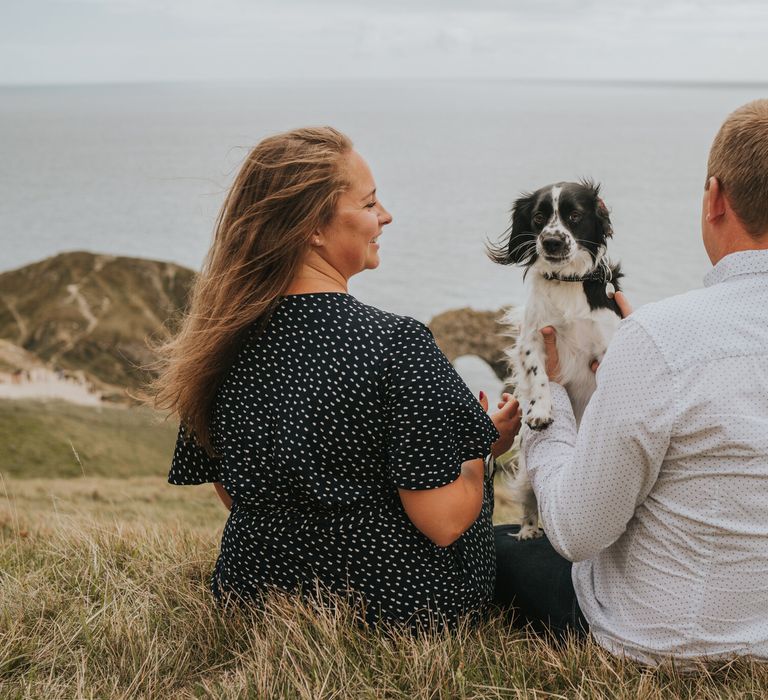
[{"xmin": 487, "ymin": 192, "xmax": 536, "ymax": 265}]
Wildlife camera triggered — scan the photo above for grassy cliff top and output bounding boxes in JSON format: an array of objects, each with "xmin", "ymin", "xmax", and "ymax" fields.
[{"xmin": 0, "ymin": 399, "xmax": 178, "ymax": 479}]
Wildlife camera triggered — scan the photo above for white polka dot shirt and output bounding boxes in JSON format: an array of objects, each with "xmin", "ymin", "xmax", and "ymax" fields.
[
  {"xmin": 524, "ymin": 250, "xmax": 768, "ymax": 664},
  {"xmin": 168, "ymin": 293, "xmax": 499, "ymax": 630}
]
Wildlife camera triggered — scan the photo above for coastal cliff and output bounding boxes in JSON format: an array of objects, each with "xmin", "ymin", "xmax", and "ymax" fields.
[
  {"xmin": 0, "ymin": 251, "xmax": 195, "ymax": 397},
  {"xmin": 429, "ymin": 307, "xmax": 516, "ymax": 385},
  {"xmin": 0, "ymin": 252, "xmax": 517, "ymax": 398}
]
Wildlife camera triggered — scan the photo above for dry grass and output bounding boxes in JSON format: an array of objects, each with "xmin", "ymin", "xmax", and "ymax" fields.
[
  {"xmin": 2, "ymin": 475, "xmax": 768, "ymax": 698},
  {"xmin": 1, "ymin": 475, "xmax": 223, "ymax": 532}
]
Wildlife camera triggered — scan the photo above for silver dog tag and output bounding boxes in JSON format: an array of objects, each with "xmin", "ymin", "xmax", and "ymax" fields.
[{"xmin": 605, "ymin": 281, "xmax": 616, "ymax": 298}]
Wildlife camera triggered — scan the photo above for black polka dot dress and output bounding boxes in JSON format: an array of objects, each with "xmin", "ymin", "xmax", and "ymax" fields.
[{"xmin": 168, "ymin": 293, "xmax": 499, "ymax": 630}]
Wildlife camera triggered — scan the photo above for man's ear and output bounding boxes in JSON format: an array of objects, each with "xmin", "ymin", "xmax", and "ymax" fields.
[
  {"xmin": 487, "ymin": 192, "xmax": 537, "ymax": 265},
  {"xmin": 705, "ymin": 177, "xmax": 726, "ymax": 223}
]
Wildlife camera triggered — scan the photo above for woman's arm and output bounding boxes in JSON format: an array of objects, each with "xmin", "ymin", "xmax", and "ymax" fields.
[
  {"xmin": 398, "ymin": 458, "xmax": 485, "ymax": 547},
  {"xmin": 213, "ymin": 482, "xmax": 233, "ymax": 510},
  {"xmin": 398, "ymin": 394, "xmax": 521, "ymax": 547}
]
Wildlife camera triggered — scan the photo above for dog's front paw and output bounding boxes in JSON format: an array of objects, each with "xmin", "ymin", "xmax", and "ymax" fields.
[
  {"xmin": 526, "ymin": 416, "xmax": 553, "ymax": 431},
  {"xmin": 515, "ymin": 523, "xmax": 544, "ymax": 540},
  {"xmin": 525, "ymin": 402, "xmax": 553, "ymax": 431}
]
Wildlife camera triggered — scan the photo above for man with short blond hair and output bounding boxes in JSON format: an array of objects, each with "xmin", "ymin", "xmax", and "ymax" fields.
[
  {"xmin": 707, "ymin": 99, "xmax": 768, "ymax": 236},
  {"xmin": 496, "ymin": 99, "xmax": 768, "ymax": 664}
]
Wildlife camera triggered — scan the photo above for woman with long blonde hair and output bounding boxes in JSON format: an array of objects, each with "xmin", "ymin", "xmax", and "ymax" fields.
[{"xmin": 156, "ymin": 126, "xmax": 520, "ymax": 630}]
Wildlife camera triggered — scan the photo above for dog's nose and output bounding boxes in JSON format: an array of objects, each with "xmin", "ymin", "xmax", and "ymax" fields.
[{"xmin": 541, "ymin": 234, "xmax": 568, "ymax": 256}]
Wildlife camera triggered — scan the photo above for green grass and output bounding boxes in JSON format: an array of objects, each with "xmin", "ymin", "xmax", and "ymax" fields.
[
  {"xmin": 0, "ymin": 400, "xmax": 177, "ymax": 478},
  {"xmin": 2, "ymin": 403, "xmax": 768, "ymax": 698}
]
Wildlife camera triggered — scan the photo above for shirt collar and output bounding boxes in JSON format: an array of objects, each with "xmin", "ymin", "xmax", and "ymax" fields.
[{"xmin": 704, "ymin": 249, "xmax": 768, "ymax": 288}]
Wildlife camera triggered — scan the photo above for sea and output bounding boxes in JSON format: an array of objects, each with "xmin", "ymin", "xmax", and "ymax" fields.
[{"xmin": 1, "ymin": 80, "xmax": 765, "ymax": 395}]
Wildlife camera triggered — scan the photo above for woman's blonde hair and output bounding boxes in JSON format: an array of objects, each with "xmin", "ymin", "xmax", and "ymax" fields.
[{"xmin": 152, "ymin": 126, "xmax": 353, "ymax": 453}]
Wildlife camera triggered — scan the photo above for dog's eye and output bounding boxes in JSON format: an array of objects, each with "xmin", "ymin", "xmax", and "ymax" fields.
[
  {"xmin": 533, "ymin": 213, "xmax": 545, "ymax": 225},
  {"xmin": 569, "ymin": 212, "xmax": 582, "ymax": 223}
]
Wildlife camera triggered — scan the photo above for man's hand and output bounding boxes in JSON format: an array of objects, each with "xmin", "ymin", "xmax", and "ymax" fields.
[
  {"xmin": 479, "ymin": 391, "xmax": 522, "ymax": 457},
  {"xmin": 613, "ymin": 291, "xmax": 633, "ymax": 319},
  {"xmin": 540, "ymin": 327, "xmax": 562, "ymax": 382},
  {"xmin": 544, "ymin": 292, "xmax": 635, "ymax": 378},
  {"xmin": 590, "ymin": 291, "xmax": 634, "ymax": 372}
]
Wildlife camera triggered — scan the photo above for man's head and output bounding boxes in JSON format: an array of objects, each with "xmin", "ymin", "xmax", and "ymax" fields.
[{"xmin": 703, "ymin": 99, "xmax": 768, "ymax": 263}]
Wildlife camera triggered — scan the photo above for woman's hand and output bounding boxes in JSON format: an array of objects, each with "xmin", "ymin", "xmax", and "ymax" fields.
[{"xmin": 479, "ymin": 391, "xmax": 522, "ymax": 457}]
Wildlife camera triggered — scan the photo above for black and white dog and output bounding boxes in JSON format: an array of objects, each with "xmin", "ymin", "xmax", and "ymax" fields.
[{"xmin": 489, "ymin": 181, "xmax": 623, "ymax": 539}]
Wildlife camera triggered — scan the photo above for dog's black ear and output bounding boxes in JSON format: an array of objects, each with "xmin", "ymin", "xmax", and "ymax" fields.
[
  {"xmin": 585, "ymin": 181, "xmax": 613, "ymax": 239},
  {"xmin": 596, "ymin": 196, "xmax": 613, "ymax": 238},
  {"xmin": 487, "ymin": 192, "xmax": 537, "ymax": 265}
]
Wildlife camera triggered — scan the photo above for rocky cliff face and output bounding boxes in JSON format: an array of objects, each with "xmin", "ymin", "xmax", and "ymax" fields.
[
  {"xmin": 0, "ymin": 251, "xmax": 517, "ymax": 397},
  {"xmin": 428, "ymin": 307, "xmax": 517, "ymax": 385},
  {"xmin": 0, "ymin": 252, "xmax": 195, "ymax": 396}
]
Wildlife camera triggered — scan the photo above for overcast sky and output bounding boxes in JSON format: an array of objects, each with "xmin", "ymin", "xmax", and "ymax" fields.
[{"xmin": 2, "ymin": 0, "xmax": 767, "ymax": 85}]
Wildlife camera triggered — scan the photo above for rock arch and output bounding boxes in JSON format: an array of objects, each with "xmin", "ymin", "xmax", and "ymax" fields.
[{"xmin": 428, "ymin": 307, "xmax": 518, "ymax": 386}]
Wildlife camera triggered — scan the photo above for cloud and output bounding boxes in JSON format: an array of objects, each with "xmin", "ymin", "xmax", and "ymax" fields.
[{"xmin": 1, "ymin": 0, "xmax": 767, "ymax": 84}]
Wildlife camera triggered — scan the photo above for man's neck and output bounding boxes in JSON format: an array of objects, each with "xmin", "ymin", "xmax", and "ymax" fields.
[
  {"xmin": 710, "ymin": 234, "xmax": 768, "ymax": 266},
  {"xmin": 703, "ymin": 183, "xmax": 768, "ymax": 265}
]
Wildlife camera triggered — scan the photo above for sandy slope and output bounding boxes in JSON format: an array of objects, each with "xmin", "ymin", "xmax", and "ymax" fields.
[
  {"xmin": 0, "ymin": 376, "xmax": 102, "ymax": 406},
  {"xmin": 0, "ymin": 340, "xmax": 103, "ymax": 406}
]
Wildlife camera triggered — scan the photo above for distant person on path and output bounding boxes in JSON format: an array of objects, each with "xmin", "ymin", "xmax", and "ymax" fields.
[
  {"xmin": 152, "ymin": 127, "xmax": 520, "ymax": 630},
  {"xmin": 495, "ymin": 99, "xmax": 768, "ymax": 664}
]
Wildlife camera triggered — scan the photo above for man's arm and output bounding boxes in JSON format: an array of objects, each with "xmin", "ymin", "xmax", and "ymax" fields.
[{"xmin": 525, "ymin": 318, "xmax": 678, "ymax": 562}]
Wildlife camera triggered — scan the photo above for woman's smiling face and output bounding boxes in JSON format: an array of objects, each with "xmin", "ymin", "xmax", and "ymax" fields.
[{"xmin": 319, "ymin": 150, "xmax": 393, "ymax": 279}]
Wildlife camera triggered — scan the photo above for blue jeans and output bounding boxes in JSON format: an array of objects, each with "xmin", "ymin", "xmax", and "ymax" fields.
[{"xmin": 493, "ymin": 524, "xmax": 588, "ymax": 638}]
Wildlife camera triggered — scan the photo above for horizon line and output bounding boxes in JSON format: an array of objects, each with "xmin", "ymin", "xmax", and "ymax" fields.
[{"xmin": 1, "ymin": 76, "xmax": 768, "ymax": 90}]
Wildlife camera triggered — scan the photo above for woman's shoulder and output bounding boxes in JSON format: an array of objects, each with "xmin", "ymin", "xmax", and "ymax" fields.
[
  {"xmin": 278, "ymin": 293, "xmax": 429, "ymax": 337},
  {"xmin": 356, "ymin": 300, "xmax": 426, "ymax": 331},
  {"xmin": 355, "ymin": 301, "xmax": 437, "ymax": 351}
]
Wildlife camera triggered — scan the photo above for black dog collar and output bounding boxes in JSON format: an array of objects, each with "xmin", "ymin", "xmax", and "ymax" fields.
[
  {"xmin": 543, "ymin": 268, "xmax": 617, "ymax": 298},
  {"xmin": 543, "ymin": 270, "xmax": 612, "ymax": 283}
]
